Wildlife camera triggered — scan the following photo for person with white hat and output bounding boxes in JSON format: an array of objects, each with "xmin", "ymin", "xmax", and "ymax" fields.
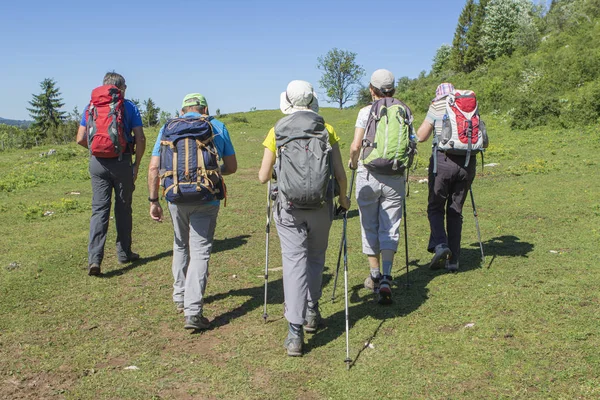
[
  {"xmin": 258, "ymin": 80, "xmax": 349, "ymax": 356},
  {"xmin": 348, "ymin": 69, "xmax": 415, "ymax": 305}
]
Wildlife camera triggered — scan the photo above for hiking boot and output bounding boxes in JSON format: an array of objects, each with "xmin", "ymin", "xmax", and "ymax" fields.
[
  {"xmin": 378, "ymin": 275, "xmax": 393, "ymax": 305},
  {"xmin": 118, "ymin": 252, "xmax": 140, "ymax": 264},
  {"xmin": 88, "ymin": 263, "xmax": 101, "ymax": 276},
  {"xmin": 283, "ymin": 324, "xmax": 303, "ymax": 357},
  {"xmin": 304, "ymin": 304, "xmax": 321, "ymax": 333},
  {"xmin": 364, "ymin": 274, "xmax": 381, "ymax": 294},
  {"xmin": 446, "ymin": 261, "xmax": 459, "ymax": 273},
  {"xmin": 184, "ymin": 314, "xmax": 210, "ymax": 330},
  {"xmin": 429, "ymin": 244, "xmax": 452, "ymax": 270},
  {"xmin": 175, "ymin": 301, "xmax": 184, "ymax": 313}
]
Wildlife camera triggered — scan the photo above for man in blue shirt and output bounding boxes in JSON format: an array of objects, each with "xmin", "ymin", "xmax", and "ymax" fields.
[
  {"xmin": 147, "ymin": 93, "xmax": 237, "ymax": 330},
  {"xmin": 76, "ymin": 72, "xmax": 146, "ymax": 276}
]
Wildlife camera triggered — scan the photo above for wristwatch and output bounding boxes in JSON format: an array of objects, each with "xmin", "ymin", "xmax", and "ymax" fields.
[{"xmin": 148, "ymin": 197, "xmax": 160, "ymax": 203}]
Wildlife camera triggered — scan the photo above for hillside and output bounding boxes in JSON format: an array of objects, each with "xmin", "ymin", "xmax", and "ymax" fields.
[
  {"xmin": 0, "ymin": 117, "xmax": 31, "ymax": 128},
  {"xmin": 394, "ymin": 0, "xmax": 600, "ymax": 130},
  {"xmin": 1, "ymin": 107, "xmax": 599, "ymax": 398}
]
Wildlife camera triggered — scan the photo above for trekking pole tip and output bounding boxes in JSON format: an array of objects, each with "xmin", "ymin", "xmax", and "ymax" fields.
[
  {"xmin": 345, "ymin": 358, "xmax": 352, "ymax": 370},
  {"xmin": 262, "ymin": 313, "xmax": 268, "ymax": 323}
]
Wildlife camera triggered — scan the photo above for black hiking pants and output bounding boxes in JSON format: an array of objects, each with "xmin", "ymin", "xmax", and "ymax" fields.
[{"xmin": 427, "ymin": 151, "xmax": 476, "ymax": 264}]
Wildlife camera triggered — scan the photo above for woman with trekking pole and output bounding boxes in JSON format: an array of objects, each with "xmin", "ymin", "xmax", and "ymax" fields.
[{"xmin": 258, "ymin": 80, "xmax": 349, "ymax": 357}]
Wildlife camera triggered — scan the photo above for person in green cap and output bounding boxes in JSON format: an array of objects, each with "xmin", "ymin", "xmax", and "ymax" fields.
[{"xmin": 147, "ymin": 93, "xmax": 237, "ymax": 330}]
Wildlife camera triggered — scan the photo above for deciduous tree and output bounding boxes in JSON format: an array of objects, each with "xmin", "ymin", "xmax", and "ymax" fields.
[{"xmin": 317, "ymin": 48, "xmax": 365, "ymax": 109}]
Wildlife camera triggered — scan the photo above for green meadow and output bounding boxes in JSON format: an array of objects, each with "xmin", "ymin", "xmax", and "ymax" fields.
[{"xmin": 1, "ymin": 108, "xmax": 599, "ymax": 399}]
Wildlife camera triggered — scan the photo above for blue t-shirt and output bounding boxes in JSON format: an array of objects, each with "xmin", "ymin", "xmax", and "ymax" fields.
[
  {"xmin": 153, "ymin": 112, "xmax": 236, "ymax": 205},
  {"xmin": 80, "ymin": 99, "xmax": 143, "ymax": 143}
]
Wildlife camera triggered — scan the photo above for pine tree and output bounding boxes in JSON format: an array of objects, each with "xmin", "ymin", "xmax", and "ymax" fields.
[
  {"xmin": 27, "ymin": 78, "xmax": 66, "ymax": 139},
  {"xmin": 142, "ymin": 98, "xmax": 160, "ymax": 127},
  {"xmin": 450, "ymin": 0, "xmax": 477, "ymax": 73}
]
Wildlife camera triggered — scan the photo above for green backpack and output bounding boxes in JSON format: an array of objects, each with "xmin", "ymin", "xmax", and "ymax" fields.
[{"xmin": 362, "ymin": 98, "xmax": 417, "ymax": 175}]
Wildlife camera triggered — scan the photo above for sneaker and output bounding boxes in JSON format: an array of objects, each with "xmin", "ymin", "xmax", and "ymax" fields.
[
  {"xmin": 304, "ymin": 305, "xmax": 321, "ymax": 333},
  {"xmin": 364, "ymin": 275, "xmax": 381, "ymax": 293},
  {"xmin": 446, "ymin": 261, "xmax": 459, "ymax": 273},
  {"xmin": 283, "ymin": 324, "xmax": 303, "ymax": 357},
  {"xmin": 88, "ymin": 263, "xmax": 101, "ymax": 276},
  {"xmin": 378, "ymin": 275, "xmax": 393, "ymax": 305},
  {"xmin": 175, "ymin": 301, "xmax": 184, "ymax": 313},
  {"xmin": 184, "ymin": 314, "xmax": 210, "ymax": 330},
  {"xmin": 118, "ymin": 252, "xmax": 140, "ymax": 264},
  {"xmin": 429, "ymin": 244, "xmax": 452, "ymax": 270}
]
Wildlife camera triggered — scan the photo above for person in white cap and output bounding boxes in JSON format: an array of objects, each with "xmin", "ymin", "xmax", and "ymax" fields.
[
  {"xmin": 416, "ymin": 82, "xmax": 475, "ymax": 272},
  {"xmin": 258, "ymin": 80, "xmax": 349, "ymax": 356},
  {"xmin": 348, "ymin": 69, "xmax": 414, "ymax": 305}
]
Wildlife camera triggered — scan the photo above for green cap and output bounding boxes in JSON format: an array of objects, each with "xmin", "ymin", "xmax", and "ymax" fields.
[{"xmin": 181, "ymin": 93, "xmax": 208, "ymax": 109}]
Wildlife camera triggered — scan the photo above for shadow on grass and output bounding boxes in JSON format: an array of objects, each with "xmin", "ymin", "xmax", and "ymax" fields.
[
  {"xmin": 195, "ymin": 235, "xmax": 533, "ymax": 363},
  {"xmin": 202, "ymin": 274, "xmax": 334, "ymax": 331},
  {"xmin": 213, "ymin": 234, "xmax": 251, "ymax": 253},
  {"xmin": 305, "ymin": 234, "xmax": 534, "ymax": 365},
  {"xmin": 101, "ymin": 250, "xmax": 172, "ymax": 278}
]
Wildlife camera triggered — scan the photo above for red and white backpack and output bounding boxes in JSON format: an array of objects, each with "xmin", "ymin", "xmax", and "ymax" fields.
[{"xmin": 438, "ymin": 89, "xmax": 488, "ymax": 165}]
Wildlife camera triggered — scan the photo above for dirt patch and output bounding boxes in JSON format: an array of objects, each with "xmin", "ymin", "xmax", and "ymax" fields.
[{"xmin": 1, "ymin": 371, "xmax": 77, "ymax": 400}]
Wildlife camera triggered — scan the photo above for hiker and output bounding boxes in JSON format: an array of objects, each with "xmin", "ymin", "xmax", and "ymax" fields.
[
  {"xmin": 416, "ymin": 82, "xmax": 483, "ymax": 272},
  {"xmin": 348, "ymin": 69, "xmax": 416, "ymax": 304},
  {"xmin": 258, "ymin": 80, "xmax": 349, "ymax": 356},
  {"xmin": 147, "ymin": 93, "xmax": 237, "ymax": 330},
  {"xmin": 76, "ymin": 72, "xmax": 146, "ymax": 276}
]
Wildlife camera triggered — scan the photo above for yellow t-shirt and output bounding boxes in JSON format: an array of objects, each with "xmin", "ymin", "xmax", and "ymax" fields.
[{"xmin": 262, "ymin": 122, "xmax": 340, "ymax": 153}]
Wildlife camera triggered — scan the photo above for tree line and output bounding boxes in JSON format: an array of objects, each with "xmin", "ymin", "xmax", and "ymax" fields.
[{"xmin": 0, "ymin": 79, "xmax": 173, "ymax": 150}]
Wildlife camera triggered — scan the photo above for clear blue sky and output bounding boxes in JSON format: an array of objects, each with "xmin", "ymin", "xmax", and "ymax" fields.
[{"xmin": 1, "ymin": 0, "xmax": 470, "ymax": 120}]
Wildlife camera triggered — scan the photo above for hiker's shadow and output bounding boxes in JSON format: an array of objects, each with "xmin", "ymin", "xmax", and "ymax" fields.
[
  {"xmin": 213, "ymin": 234, "xmax": 251, "ymax": 254},
  {"xmin": 306, "ymin": 234, "xmax": 534, "ymax": 361},
  {"xmin": 203, "ymin": 273, "xmax": 334, "ymax": 330},
  {"xmin": 101, "ymin": 250, "xmax": 172, "ymax": 278}
]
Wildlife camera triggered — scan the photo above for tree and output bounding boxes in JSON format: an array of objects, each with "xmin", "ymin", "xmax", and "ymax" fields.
[
  {"xmin": 480, "ymin": 0, "xmax": 537, "ymax": 60},
  {"xmin": 432, "ymin": 44, "xmax": 453, "ymax": 75},
  {"xmin": 450, "ymin": 0, "xmax": 477, "ymax": 72},
  {"xmin": 355, "ymin": 86, "xmax": 372, "ymax": 107},
  {"xmin": 159, "ymin": 110, "xmax": 171, "ymax": 126},
  {"xmin": 317, "ymin": 48, "xmax": 365, "ymax": 109},
  {"xmin": 27, "ymin": 78, "xmax": 66, "ymax": 139},
  {"xmin": 142, "ymin": 98, "xmax": 160, "ymax": 127}
]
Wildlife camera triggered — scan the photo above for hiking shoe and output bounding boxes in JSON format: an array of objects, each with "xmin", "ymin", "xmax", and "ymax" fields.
[
  {"xmin": 88, "ymin": 263, "xmax": 101, "ymax": 276},
  {"xmin": 184, "ymin": 314, "xmax": 210, "ymax": 330},
  {"xmin": 175, "ymin": 301, "xmax": 184, "ymax": 313},
  {"xmin": 446, "ymin": 261, "xmax": 459, "ymax": 273},
  {"xmin": 304, "ymin": 305, "xmax": 322, "ymax": 333},
  {"xmin": 378, "ymin": 275, "xmax": 393, "ymax": 305},
  {"xmin": 364, "ymin": 275, "xmax": 381, "ymax": 294},
  {"xmin": 429, "ymin": 245, "xmax": 452, "ymax": 270},
  {"xmin": 118, "ymin": 252, "xmax": 140, "ymax": 264},
  {"xmin": 283, "ymin": 324, "xmax": 303, "ymax": 357}
]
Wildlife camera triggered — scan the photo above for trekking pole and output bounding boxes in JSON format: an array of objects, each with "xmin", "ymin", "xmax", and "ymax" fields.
[
  {"xmin": 262, "ymin": 180, "xmax": 272, "ymax": 322},
  {"xmin": 469, "ymin": 186, "xmax": 485, "ymax": 263},
  {"xmin": 342, "ymin": 206, "xmax": 352, "ymax": 370},
  {"xmin": 331, "ymin": 170, "xmax": 356, "ymax": 301},
  {"xmin": 403, "ymin": 195, "xmax": 410, "ymax": 288}
]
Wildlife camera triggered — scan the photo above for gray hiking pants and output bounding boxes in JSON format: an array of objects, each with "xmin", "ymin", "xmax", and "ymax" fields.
[
  {"xmin": 275, "ymin": 202, "xmax": 333, "ymax": 326},
  {"xmin": 355, "ymin": 166, "xmax": 405, "ymax": 255},
  {"xmin": 88, "ymin": 154, "xmax": 134, "ymax": 265},
  {"xmin": 168, "ymin": 202, "xmax": 219, "ymax": 317},
  {"xmin": 427, "ymin": 151, "xmax": 476, "ymax": 264}
]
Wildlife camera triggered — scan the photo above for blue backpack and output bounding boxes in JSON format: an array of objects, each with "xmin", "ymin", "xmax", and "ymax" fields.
[{"xmin": 159, "ymin": 117, "xmax": 225, "ymax": 203}]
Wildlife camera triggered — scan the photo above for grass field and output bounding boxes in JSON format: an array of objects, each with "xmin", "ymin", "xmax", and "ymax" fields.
[{"xmin": 1, "ymin": 108, "xmax": 599, "ymax": 399}]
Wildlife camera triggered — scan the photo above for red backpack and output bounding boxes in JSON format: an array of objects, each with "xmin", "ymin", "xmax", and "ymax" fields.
[{"xmin": 86, "ymin": 85, "xmax": 128, "ymax": 158}]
